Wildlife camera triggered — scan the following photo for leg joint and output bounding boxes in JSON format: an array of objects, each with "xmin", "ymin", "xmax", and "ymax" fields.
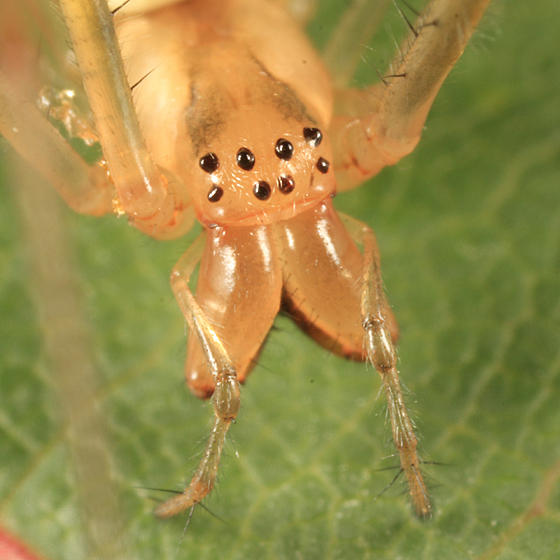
[
  {"xmin": 365, "ymin": 320, "xmax": 397, "ymax": 373},
  {"xmin": 213, "ymin": 374, "xmax": 240, "ymax": 421},
  {"xmin": 362, "ymin": 314, "xmax": 383, "ymax": 331}
]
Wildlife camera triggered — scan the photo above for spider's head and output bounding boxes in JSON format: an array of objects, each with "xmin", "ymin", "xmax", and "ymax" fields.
[{"xmin": 186, "ymin": 103, "xmax": 335, "ymax": 228}]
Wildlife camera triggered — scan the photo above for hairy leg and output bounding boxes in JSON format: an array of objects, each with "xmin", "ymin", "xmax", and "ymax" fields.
[
  {"xmin": 330, "ymin": 0, "xmax": 491, "ymax": 190},
  {"xmin": 322, "ymin": 0, "xmax": 390, "ymax": 87},
  {"xmin": 154, "ymin": 234, "xmax": 241, "ymax": 518},
  {"xmin": 343, "ymin": 213, "xmax": 431, "ymax": 518}
]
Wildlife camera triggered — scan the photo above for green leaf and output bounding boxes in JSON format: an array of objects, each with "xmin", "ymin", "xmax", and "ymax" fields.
[{"xmin": 1, "ymin": 1, "xmax": 559, "ymax": 558}]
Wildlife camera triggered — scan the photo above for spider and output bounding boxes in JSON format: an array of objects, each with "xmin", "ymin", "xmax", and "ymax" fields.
[{"xmin": 0, "ymin": 0, "xmax": 490, "ymax": 521}]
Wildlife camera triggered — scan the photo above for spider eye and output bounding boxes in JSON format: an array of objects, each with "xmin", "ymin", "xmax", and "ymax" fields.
[
  {"xmin": 303, "ymin": 127, "xmax": 322, "ymax": 147},
  {"xmin": 207, "ymin": 186, "xmax": 224, "ymax": 202},
  {"xmin": 199, "ymin": 152, "xmax": 219, "ymax": 173},
  {"xmin": 275, "ymin": 138, "xmax": 293, "ymax": 160},
  {"xmin": 253, "ymin": 181, "xmax": 271, "ymax": 200},
  {"xmin": 278, "ymin": 175, "xmax": 295, "ymax": 194},
  {"xmin": 316, "ymin": 157, "xmax": 330, "ymax": 174},
  {"xmin": 236, "ymin": 147, "xmax": 255, "ymax": 170}
]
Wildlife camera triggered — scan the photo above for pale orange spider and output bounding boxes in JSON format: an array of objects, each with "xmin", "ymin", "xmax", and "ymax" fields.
[{"xmin": 0, "ymin": 0, "xmax": 490, "ymax": 520}]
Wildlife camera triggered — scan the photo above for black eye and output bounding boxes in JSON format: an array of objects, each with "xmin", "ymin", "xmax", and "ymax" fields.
[
  {"xmin": 236, "ymin": 147, "xmax": 255, "ymax": 170},
  {"xmin": 303, "ymin": 127, "xmax": 322, "ymax": 147},
  {"xmin": 253, "ymin": 181, "xmax": 271, "ymax": 200},
  {"xmin": 316, "ymin": 157, "xmax": 330, "ymax": 174},
  {"xmin": 278, "ymin": 175, "xmax": 295, "ymax": 194},
  {"xmin": 199, "ymin": 152, "xmax": 219, "ymax": 173},
  {"xmin": 275, "ymin": 138, "xmax": 293, "ymax": 160},
  {"xmin": 207, "ymin": 186, "xmax": 223, "ymax": 202}
]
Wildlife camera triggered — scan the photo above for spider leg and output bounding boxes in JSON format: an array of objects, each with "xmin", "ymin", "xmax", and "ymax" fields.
[
  {"xmin": 0, "ymin": 74, "xmax": 113, "ymax": 216},
  {"xmin": 342, "ymin": 213, "xmax": 432, "ymax": 518},
  {"xmin": 155, "ymin": 234, "xmax": 241, "ymax": 518},
  {"xmin": 323, "ymin": 0, "xmax": 391, "ymax": 87},
  {"xmin": 330, "ymin": 0, "xmax": 491, "ymax": 190},
  {"xmin": 58, "ymin": 0, "xmax": 182, "ymax": 232}
]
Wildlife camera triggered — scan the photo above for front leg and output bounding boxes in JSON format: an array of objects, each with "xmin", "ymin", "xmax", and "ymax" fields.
[
  {"xmin": 331, "ymin": 0, "xmax": 491, "ymax": 190},
  {"xmin": 154, "ymin": 234, "xmax": 241, "ymax": 518},
  {"xmin": 58, "ymin": 0, "xmax": 181, "ymax": 231}
]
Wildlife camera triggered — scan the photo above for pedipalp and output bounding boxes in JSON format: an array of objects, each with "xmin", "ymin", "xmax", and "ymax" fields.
[{"xmin": 155, "ymin": 233, "xmax": 242, "ymax": 517}]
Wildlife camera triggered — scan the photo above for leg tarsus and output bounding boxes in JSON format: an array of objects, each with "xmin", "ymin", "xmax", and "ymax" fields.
[
  {"xmin": 376, "ymin": 363, "xmax": 432, "ymax": 518},
  {"xmin": 155, "ymin": 371, "xmax": 240, "ymax": 518},
  {"xmin": 154, "ymin": 415, "xmax": 234, "ymax": 518}
]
